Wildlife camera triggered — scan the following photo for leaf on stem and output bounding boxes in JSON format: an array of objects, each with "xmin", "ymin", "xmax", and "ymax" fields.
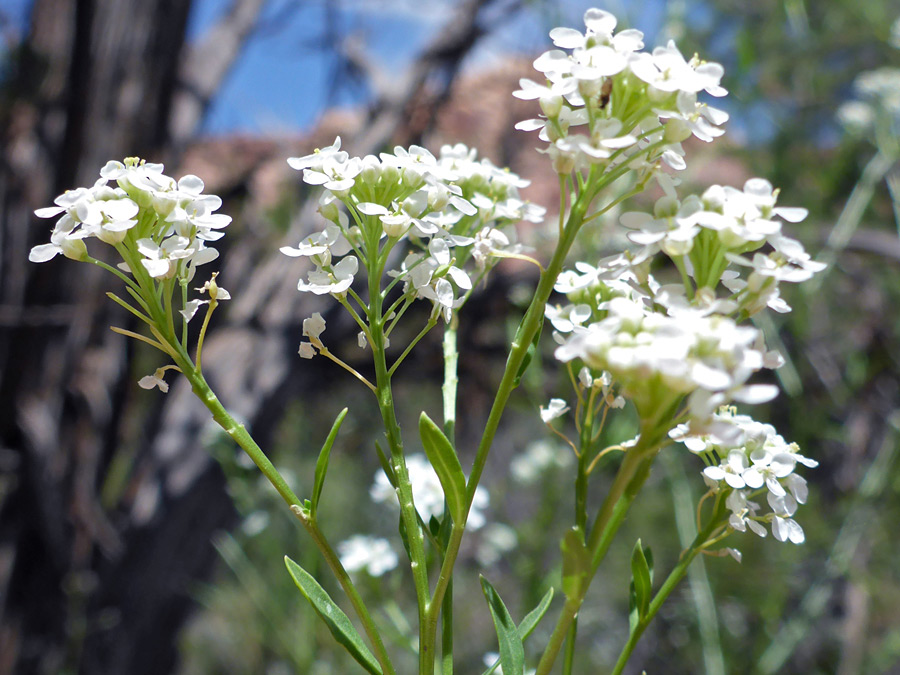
[
  {"xmin": 418, "ymin": 412, "xmax": 467, "ymax": 526},
  {"xmin": 481, "ymin": 588, "xmax": 555, "ymax": 675},
  {"xmin": 629, "ymin": 539, "xmax": 654, "ymax": 633},
  {"xmin": 480, "ymin": 575, "xmax": 526, "ymax": 675},
  {"xmin": 518, "ymin": 587, "xmax": 555, "ymax": 641},
  {"xmin": 284, "ymin": 556, "xmax": 383, "ymax": 675},
  {"xmin": 311, "ymin": 408, "xmax": 348, "ymax": 519},
  {"xmin": 374, "ymin": 440, "xmax": 396, "ymax": 488}
]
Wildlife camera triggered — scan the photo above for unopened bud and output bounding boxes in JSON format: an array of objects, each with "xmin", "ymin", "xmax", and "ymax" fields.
[{"xmin": 61, "ymin": 238, "xmax": 89, "ymax": 262}]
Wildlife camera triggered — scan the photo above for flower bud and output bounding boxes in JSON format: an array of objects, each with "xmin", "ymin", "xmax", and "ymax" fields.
[
  {"xmin": 318, "ymin": 193, "xmax": 340, "ymax": 222},
  {"xmin": 61, "ymin": 237, "xmax": 89, "ymax": 262},
  {"xmin": 401, "ymin": 167, "xmax": 426, "ymax": 191},
  {"xmin": 380, "ymin": 164, "xmax": 401, "ymax": 188},
  {"xmin": 427, "ymin": 184, "xmax": 450, "ymax": 211},
  {"xmin": 540, "ymin": 94, "xmax": 564, "ymax": 119},
  {"xmin": 311, "ymin": 249, "xmax": 332, "ymax": 268},
  {"xmin": 381, "ymin": 213, "xmax": 410, "ymax": 238},
  {"xmin": 664, "ymin": 119, "xmax": 692, "ymax": 143},
  {"xmin": 360, "ymin": 158, "xmax": 381, "ymax": 186}
]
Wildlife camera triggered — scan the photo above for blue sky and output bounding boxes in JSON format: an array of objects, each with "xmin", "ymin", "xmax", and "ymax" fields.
[
  {"xmin": 189, "ymin": 0, "xmax": 674, "ymax": 136},
  {"xmin": 6, "ymin": 0, "xmax": 753, "ymax": 138}
]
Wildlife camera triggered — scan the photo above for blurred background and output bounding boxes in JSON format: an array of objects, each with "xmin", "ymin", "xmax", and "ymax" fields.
[{"xmin": 1, "ymin": 0, "xmax": 899, "ymax": 673}]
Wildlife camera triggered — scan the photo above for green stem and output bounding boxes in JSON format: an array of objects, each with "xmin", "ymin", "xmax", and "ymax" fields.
[
  {"xmin": 440, "ymin": 577, "xmax": 454, "ymax": 675},
  {"xmin": 439, "ymin": 315, "xmax": 460, "ymax": 673},
  {"xmin": 442, "ymin": 315, "xmax": 459, "ymax": 443},
  {"xmin": 610, "ymin": 499, "xmax": 727, "ymax": 675},
  {"xmin": 464, "ymin": 196, "xmax": 588, "ymax": 507},
  {"xmin": 367, "ymin": 255, "xmax": 432, "ymax": 674},
  {"xmin": 536, "ymin": 436, "xmax": 660, "ymax": 675},
  {"xmin": 165, "ymin": 309, "xmax": 394, "ymax": 675},
  {"xmin": 562, "ymin": 618, "xmax": 577, "ymax": 675}
]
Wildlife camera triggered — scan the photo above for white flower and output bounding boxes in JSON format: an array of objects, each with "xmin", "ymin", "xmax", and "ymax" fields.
[
  {"xmin": 180, "ymin": 273, "xmax": 231, "ymax": 322},
  {"xmin": 337, "ymin": 535, "xmax": 398, "ymax": 576},
  {"xmin": 303, "ymin": 156, "xmax": 362, "ymax": 193},
  {"xmin": 303, "ymin": 312, "xmax": 326, "ymax": 340},
  {"xmin": 287, "ymin": 137, "xmax": 348, "ymax": 172},
  {"xmin": 298, "ymin": 312, "xmax": 326, "ymax": 358},
  {"xmin": 29, "ymin": 231, "xmax": 88, "ymax": 263},
  {"xmin": 297, "ymin": 255, "xmax": 359, "ymax": 295},
  {"xmin": 630, "ymin": 40, "xmax": 727, "ymax": 96},
  {"xmin": 138, "ymin": 368, "xmax": 170, "ymax": 393},
  {"xmin": 280, "ymin": 223, "xmax": 352, "ymax": 261},
  {"xmin": 137, "ymin": 236, "xmax": 196, "ymax": 279},
  {"xmin": 540, "ymin": 398, "xmax": 570, "ymax": 423}
]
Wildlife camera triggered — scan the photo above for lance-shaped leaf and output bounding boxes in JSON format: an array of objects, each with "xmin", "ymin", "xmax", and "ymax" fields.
[
  {"xmin": 418, "ymin": 411, "xmax": 467, "ymax": 525},
  {"xmin": 482, "ymin": 587, "xmax": 555, "ymax": 674},
  {"xmin": 629, "ymin": 539, "xmax": 653, "ymax": 633},
  {"xmin": 480, "ymin": 576, "xmax": 525, "ymax": 675},
  {"xmin": 284, "ymin": 556, "xmax": 382, "ymax": 675},
  {"xmin": 311, "ymin": 407, "xmax": 348, "ymax": 518}
]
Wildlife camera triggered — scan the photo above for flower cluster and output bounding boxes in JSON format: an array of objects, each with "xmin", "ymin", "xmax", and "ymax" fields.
[
  {"xmin": 620, "ymin": 178, "xmax": 823, "ymax": 315},
  {"xmin": 283, "ymin": 139, "xmax": 539, "ymax": 323},
  {"xmin": 30, "ymin": 158, "xmax": 229, "ymax": 284},
  {"xmin": 514, "ymin": 8, "xmax": 727, "ymax": 176},
  {"xmin": 554, "ymin": 293, "xmax": 780, "ymax": 423},
  {"xmin": 670, "ymin": 407, "xmax": 818, "ymax": 547}
]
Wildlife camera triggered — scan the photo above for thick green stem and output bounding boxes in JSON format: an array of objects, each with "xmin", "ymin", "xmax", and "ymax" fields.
[
  {"xmin": 562, "ymin": 618, "xmax": 577, "ymax": 675},
  {"xmin": 440, "ymin": 578, "xmax": 454, "ymax": 675}
]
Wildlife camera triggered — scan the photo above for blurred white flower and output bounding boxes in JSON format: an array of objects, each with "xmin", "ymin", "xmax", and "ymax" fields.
[
  {"xmin": 370, "ymin": 454, "xmax": 489, "ymax": 529},
  {"xmin": 337, "ymin": 535, "xmax": 398, "ymax": 576}
]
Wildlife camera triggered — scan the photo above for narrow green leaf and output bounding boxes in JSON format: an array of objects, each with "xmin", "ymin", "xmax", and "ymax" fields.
[
  {"xmin": 480, "ymin": 576, "xmax": 525, "ymax": 675},
  {"xmin": 518, "ymin": 587, "xmax": 554, "ymax": 641},
  {"xmin": 311, "ymin": 408, "xmax": 348, "ymax": 518},
  {"xmin": 561, "ymin": 527, "xmax": 590, "ymax": 600},
  {"xmin": 481, "ymin": 588, "xmax": 555, "ymax": 674},
  {"xmin": 418, "ymin": 412, "xmax": 467, "ymax": 525},
  {"xmin": 630, "ymin": 539, "xmax": 652, "ymax": 621},
  {"xmin": 284, "ymin": 557, "xmax": 382, "ymax": 675}
]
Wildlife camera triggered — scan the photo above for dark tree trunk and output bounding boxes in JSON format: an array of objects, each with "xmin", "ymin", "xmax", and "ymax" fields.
[{"xmin": 0, "ymin": 2, "xmax": 267, "ymax": 673}]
